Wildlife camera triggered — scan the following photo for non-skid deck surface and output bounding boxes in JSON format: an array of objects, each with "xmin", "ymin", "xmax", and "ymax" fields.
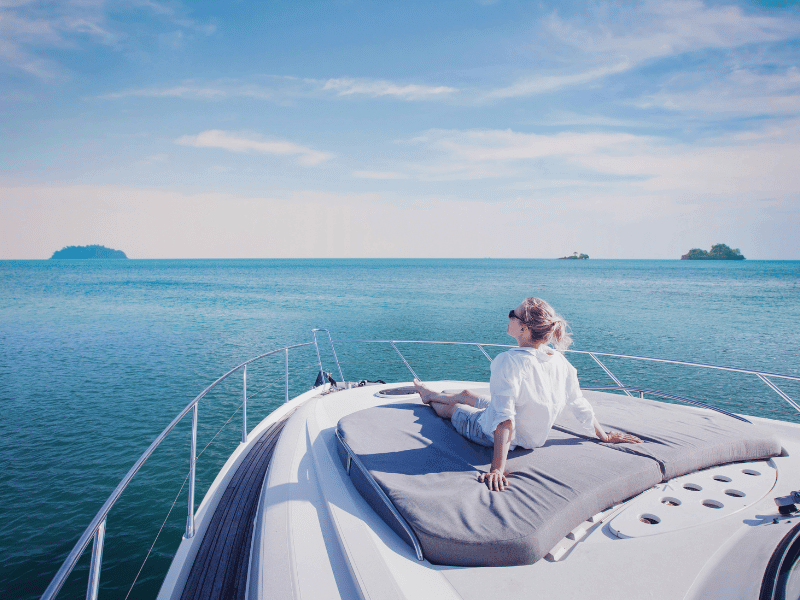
[{"xmin": 180, "ymin": 411, "xmax": 294, "ymax": 600}]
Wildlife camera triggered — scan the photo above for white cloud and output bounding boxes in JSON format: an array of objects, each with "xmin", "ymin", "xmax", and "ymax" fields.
[
  {"xmin": 488, "ymin": 0, "xmax": 800, "ymax": 98},
  {"xmin": 399, "ymin": 123, "xmax": 800, "ymax": 209},
  {"xmin": 102, "ymin": 81, "xmax": 232, "ymax": 100},
  {"xmin": 635, "ymin": 67, "xmax": 800, "ymax": 117},
  {"xmin": 0, "ymin": 0, "xmax": 113, "ymax": 79},
  {"xmin": 175, "ymin": 130, "xmax": 333, "ymax": 166},
  {"xmin": 102, "ymin": 75, "xmax": 458, "ymax": 103},
  {"xmin": 417, "ymin": 128, "xmax": 640, "ymax": 161},
  {"xmin": 401, "ymin": 128, "xmax": 643, "ymax": 180},
  {"xmin": 549, "ymin": 0, "xmax": 797, "ymax": 60},
  {"xmin": 352, "ymin": 170, "xmax": 408, "ymax": 180},
  {"xmin": 0, "ymin": 0, "xmax": 214, "ymax": 79},
  {"xmin": 486, "ymin": 61, "xmax": 631, "ymax": 99},
  {"xmin": 321, "ymin": 78, "xmax": 457, "ymax": 100}
]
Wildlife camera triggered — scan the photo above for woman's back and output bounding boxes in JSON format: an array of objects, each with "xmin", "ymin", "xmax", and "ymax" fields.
[{"xmin": 480, "ymin": 346, "xmax": 596, "ymax": 449}]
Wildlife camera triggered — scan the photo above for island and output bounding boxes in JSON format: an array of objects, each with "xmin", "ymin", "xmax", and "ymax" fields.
[
  {"xmin": 681, "ymin": 244, "xmax": 745, "ymax": 261},
  {"xmin": 50, "ymin": 245, "xmax": 128, "ymax": 259},
  {"xmin": 559, "ymin": 252, "xmax": 589, "ymax": 260}
]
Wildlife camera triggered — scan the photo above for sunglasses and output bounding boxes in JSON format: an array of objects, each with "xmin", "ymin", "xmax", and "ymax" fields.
[{"xmin": 508, "ymin": 310, "xmax": 525, "ymax": 322}]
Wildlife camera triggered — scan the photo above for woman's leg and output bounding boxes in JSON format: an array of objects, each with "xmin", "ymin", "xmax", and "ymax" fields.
[
  {"xmin": 413, "ymin": 379, "xmax": 480, "ymax": 407},
  {"xmin": 429, "ymin": 401, "xmax": 458, "ymax": 419}
]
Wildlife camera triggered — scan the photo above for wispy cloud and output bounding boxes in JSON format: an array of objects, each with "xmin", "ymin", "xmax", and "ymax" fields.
[
  {"xmin": 401, "ymin": 123, "xmax": 800, "ymax": 202},
  {"xmin": 487, "ymin": 0, "xmax": 800, "ymax": 98},
  {"xmin": 410, "ymin": 128, "xmax": 639, "ymax": 167},
  {"xmin": 549, "ymin": 0, "xmax": 797, "ymax": 60},
  {"xmin": 635, "ymin": 67, "xmax": 800, "ymax": 117},
  {"xmin": 0, "ymin": 0, "xmax": 113, "ymax": 79},
  {"xmin": 175, "ymin": 130, "xmax": 333, "ymax": 166},
  {"xmin": 485, "ymin": 62, "xmax": 631, "ymax": 99},
  {"xmin": 321, "ymin": 78, "xmax": 457, "ymax": 100},
  {"xmin": 352, "ymin": 170, "xmax": 409, "ymax": 180},
  {"xmin": 0, "ymin": 0, "xmax": 215, "ymax": 80},
  {"xmin": 102, "ymin": 80, "xmax": 238, "ymax": 100},
  {"xmin": 102, "ymin": 74, "xmax": 458, "ymax": 102}
]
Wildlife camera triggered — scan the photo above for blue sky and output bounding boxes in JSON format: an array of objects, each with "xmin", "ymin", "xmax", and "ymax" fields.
[{"xmin": 1, "ymin": 0, "xmax": 799, "ymax": 258}]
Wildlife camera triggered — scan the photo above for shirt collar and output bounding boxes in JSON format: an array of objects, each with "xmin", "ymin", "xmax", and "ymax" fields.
[{"xmin": 511, "ymin": 345, "xmax": 556, "ymax": 358}]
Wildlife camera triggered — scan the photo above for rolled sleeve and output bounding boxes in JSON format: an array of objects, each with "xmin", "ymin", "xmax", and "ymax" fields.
[
  {"xmin": 565, "ymin": 362, "xmax": 596, "ymax": 436},
  {"xmin": 484, "ymin": 353, "xmax": 520, "ymax": 436}
]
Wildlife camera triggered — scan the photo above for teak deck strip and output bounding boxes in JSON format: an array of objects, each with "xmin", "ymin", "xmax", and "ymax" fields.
[{"xmin": 180, "ymin": 410, "xmax": 294, "ymax": 600}]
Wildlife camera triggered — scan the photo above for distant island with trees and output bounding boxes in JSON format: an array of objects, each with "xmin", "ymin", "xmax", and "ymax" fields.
[
  {"xmin": 50, "ymin": 245, "xmax": 128, "ymax": 259},
  {"xmin": 559, "ymin": 252, "xmax": 589, "ymax": 260},
  {"xmin": 681, "ymin": 244, "xmax": 745, "ymax": 260}
]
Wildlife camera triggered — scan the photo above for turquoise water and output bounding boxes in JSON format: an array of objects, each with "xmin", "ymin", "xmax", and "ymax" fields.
[{"xmin": 1, "ymin": 259, "xmax": 799, "ymax": 599}]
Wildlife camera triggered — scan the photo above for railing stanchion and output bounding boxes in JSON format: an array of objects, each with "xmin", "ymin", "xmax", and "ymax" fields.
[
  {"xmin": 390, "ymin": 341, "xmax": 419, "ymax": 380},
  {"xmin": 85, "ymin": 519, "xmax": 106, "ymax": 600},
  {"xmin": 285, "ymin": 348, "xmax": 289, "ymax": 403},
  {"xmin": 476, "ymin": 344, "xmax": 492, "ymax": 362},
  {"xmin": 639, "ymin": 391, "xmax": 644, "ymax": 399},
  {"xmin": 312, "ymin": 329, "xmax": 346, "ymax": 387},
  {"xmin": 186, "ymin": 403, "xmax": 198, "ymax": 539},
  {"xmin": 757, "ymin": 373, "xmax": 800, "ymax": 414},
  {"xmin": 589, "ymin": 352, "xmax": 633, "ymax": 397},
  {"xmin": 242, "ymin": 365, "xmax": 248, "ymax": 444}
]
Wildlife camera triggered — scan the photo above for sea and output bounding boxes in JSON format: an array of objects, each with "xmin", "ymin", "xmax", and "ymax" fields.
[{"xmin": 1, "ymin": 258, "xmax": 799, "ymax": 600}]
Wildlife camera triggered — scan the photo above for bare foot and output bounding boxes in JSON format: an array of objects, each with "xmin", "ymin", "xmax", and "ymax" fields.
[{"xmin": 413, "ymin": 379, "xmax": 436, "ymax": 404}]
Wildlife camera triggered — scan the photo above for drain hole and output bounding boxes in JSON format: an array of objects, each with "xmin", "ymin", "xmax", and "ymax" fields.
[
  {"xmin": 661, "ymin": 497, "xmax": 681, "ymax": 506},
  {"xmin": 712, "ymin": 475, "xmax": 732, "ymax": 482},
  {"xmin": 702, "ymin": 500, "xmax": 724, "ymax": 509},
  {"xmin": 725, "ymin": 489, "xmax": 745, "ymax": 498},
  {"xmin": 639, "ymin": 513, "xmax": 661, "ymax": 524},
  {"xmin": 683, "ymin": 483, "xmax": 702, "ymax": 491},
  {"xmin": 743, "ymin": 469, "xmax": 761, "ymax": 476}
]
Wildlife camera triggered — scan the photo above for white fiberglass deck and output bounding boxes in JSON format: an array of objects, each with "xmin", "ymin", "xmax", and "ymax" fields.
[{"xmin": 243, "ymin": 381, "xmax": 800, "ymax": 600}]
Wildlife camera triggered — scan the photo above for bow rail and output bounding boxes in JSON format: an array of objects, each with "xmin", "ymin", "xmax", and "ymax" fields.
[{"xmin": 41, "ymin": 337, "xmax": 799, "ymax": 600}]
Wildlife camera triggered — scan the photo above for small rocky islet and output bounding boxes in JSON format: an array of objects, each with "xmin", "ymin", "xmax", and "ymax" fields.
[
  {"xmin": 681, "ymin": 244, "xmax": 745, "ymax": 260},
  {"xmin": 50, "ymin": 245, "xmax": 128, "ymax": 259}
]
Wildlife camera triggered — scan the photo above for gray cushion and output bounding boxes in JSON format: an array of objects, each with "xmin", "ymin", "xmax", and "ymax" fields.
[
  {"xmin": 337, "ymin": 401, "xmax": 663, "ymax": 567},
  {"xmin": 555, "ymin": 391, "xmax": 782, "ymax": 480}
]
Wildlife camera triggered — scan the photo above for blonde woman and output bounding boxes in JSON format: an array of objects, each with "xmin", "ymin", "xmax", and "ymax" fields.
[{"xmin": 414, "ymin": 297, "xmax": 641, "ymax": 492}]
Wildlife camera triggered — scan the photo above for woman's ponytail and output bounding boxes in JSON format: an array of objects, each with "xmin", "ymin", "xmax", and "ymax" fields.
[{"xmin": 518, "ymin": 297, "xmax": 573, "ymax": 352}]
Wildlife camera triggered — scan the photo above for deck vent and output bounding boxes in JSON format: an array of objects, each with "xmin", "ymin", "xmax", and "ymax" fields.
[
  {"xmin": 713, "ymin": 475, "xmax": 732, "ymax": 482},
  {"xmin": 725, "ymin": 489, "xmax": 745, "ymax": 498},
  {"xmin": 702, "ymin": 500, "xmax": 724, "ymax": 509},
  {"xmin": 375, "ymin": 386, "xmax": 419, "ymax": 397},
  {"xmin": 639, "ymin": 514, "xmax": 660, "ymax": 525},
  {"xmin": 743, "ymin": 469, "xmax": 761, "ymax": 476},
  {"xmin": 683, "ymin": 483, "xmax": 702, "ymax": 491},
  {"xmin": 661, "ymin": 497, "xmax": 681, "ymax": 506}
]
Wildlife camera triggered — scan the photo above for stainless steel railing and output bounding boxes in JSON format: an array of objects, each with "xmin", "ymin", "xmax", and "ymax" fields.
[
  {"xmin": 40, "ymin": 341, "xmax": 314, "ymax": 600},
  {"xmin": 41, "ymin": 336, "xmax": 800, "ymax": 600},
  {"xmin": 331, "ymin": 339, "xmax": 800, "ymax": 412}
]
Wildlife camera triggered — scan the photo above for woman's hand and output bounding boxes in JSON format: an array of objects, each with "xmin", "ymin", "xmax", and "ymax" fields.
[
  {"xmin": 478, "ymin": 469, "xmax": 510, "ymax": 491},
  {"xmin": 605, "ymin": 431, "xmax": 642, "ymax": 444}
]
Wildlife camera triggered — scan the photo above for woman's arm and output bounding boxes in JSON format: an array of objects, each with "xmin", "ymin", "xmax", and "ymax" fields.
[
  {"xmin": 593, "ymin": 416, "xmax": 642, "ymax": 443},
  {"xmin": 478, "ymin": 419, "xmax": 514, "ymax": 491}
]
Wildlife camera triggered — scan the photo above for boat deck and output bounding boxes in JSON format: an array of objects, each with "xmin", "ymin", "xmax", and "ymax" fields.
[{"xmin": 179, "ymin": 411, "xmax": 294, "ymax": 600}]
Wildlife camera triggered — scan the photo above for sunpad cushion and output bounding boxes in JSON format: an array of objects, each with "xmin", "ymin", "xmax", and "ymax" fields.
[
  {"xmin": 555, "ymin": 391, "xmax": 782, "ymax": 480},
  {"xmin": 337, "ymin": 400, "xmax": 663, "ymax": 567}
]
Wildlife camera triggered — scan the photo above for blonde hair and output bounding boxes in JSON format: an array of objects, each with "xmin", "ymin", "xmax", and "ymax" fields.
[{"xmin": 517, "ymin": 297, "xmax": 573, "ymax": 352}]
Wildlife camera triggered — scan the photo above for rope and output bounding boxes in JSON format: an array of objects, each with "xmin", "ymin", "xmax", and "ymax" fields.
[
  {"xmin": 123, "ymin": 397, "xmax": 246, "ymax": 597},
  {"xmin": 123, "ymin": 470, "xmax": 190, "ymax": 600}
]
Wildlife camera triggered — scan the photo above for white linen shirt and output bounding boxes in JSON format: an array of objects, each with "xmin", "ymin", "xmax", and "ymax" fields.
[{"xmin": 477, "ymin": 346, "xmax": 596, "ymax": 450}]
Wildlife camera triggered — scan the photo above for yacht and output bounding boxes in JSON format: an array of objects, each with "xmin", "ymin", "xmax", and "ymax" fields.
[{"xmin": 40, "ymin": 331, "xmax": 800, "ymax": 600}]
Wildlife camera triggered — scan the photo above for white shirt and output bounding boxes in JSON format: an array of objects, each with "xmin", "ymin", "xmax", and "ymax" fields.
[{"xmin": 477, "ymin": 346, "xmax": 596, "ymax": 450}]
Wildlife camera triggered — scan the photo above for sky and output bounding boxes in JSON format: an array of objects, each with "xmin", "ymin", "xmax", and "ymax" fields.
[{"xmin": 1, "ymin": 0, "xmax": 799, "ymax": 259}]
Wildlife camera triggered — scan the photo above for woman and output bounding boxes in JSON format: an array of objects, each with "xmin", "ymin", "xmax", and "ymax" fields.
[{"xmin": 413, "ymin": 297, "xmax": 642, "ymax": 492}]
